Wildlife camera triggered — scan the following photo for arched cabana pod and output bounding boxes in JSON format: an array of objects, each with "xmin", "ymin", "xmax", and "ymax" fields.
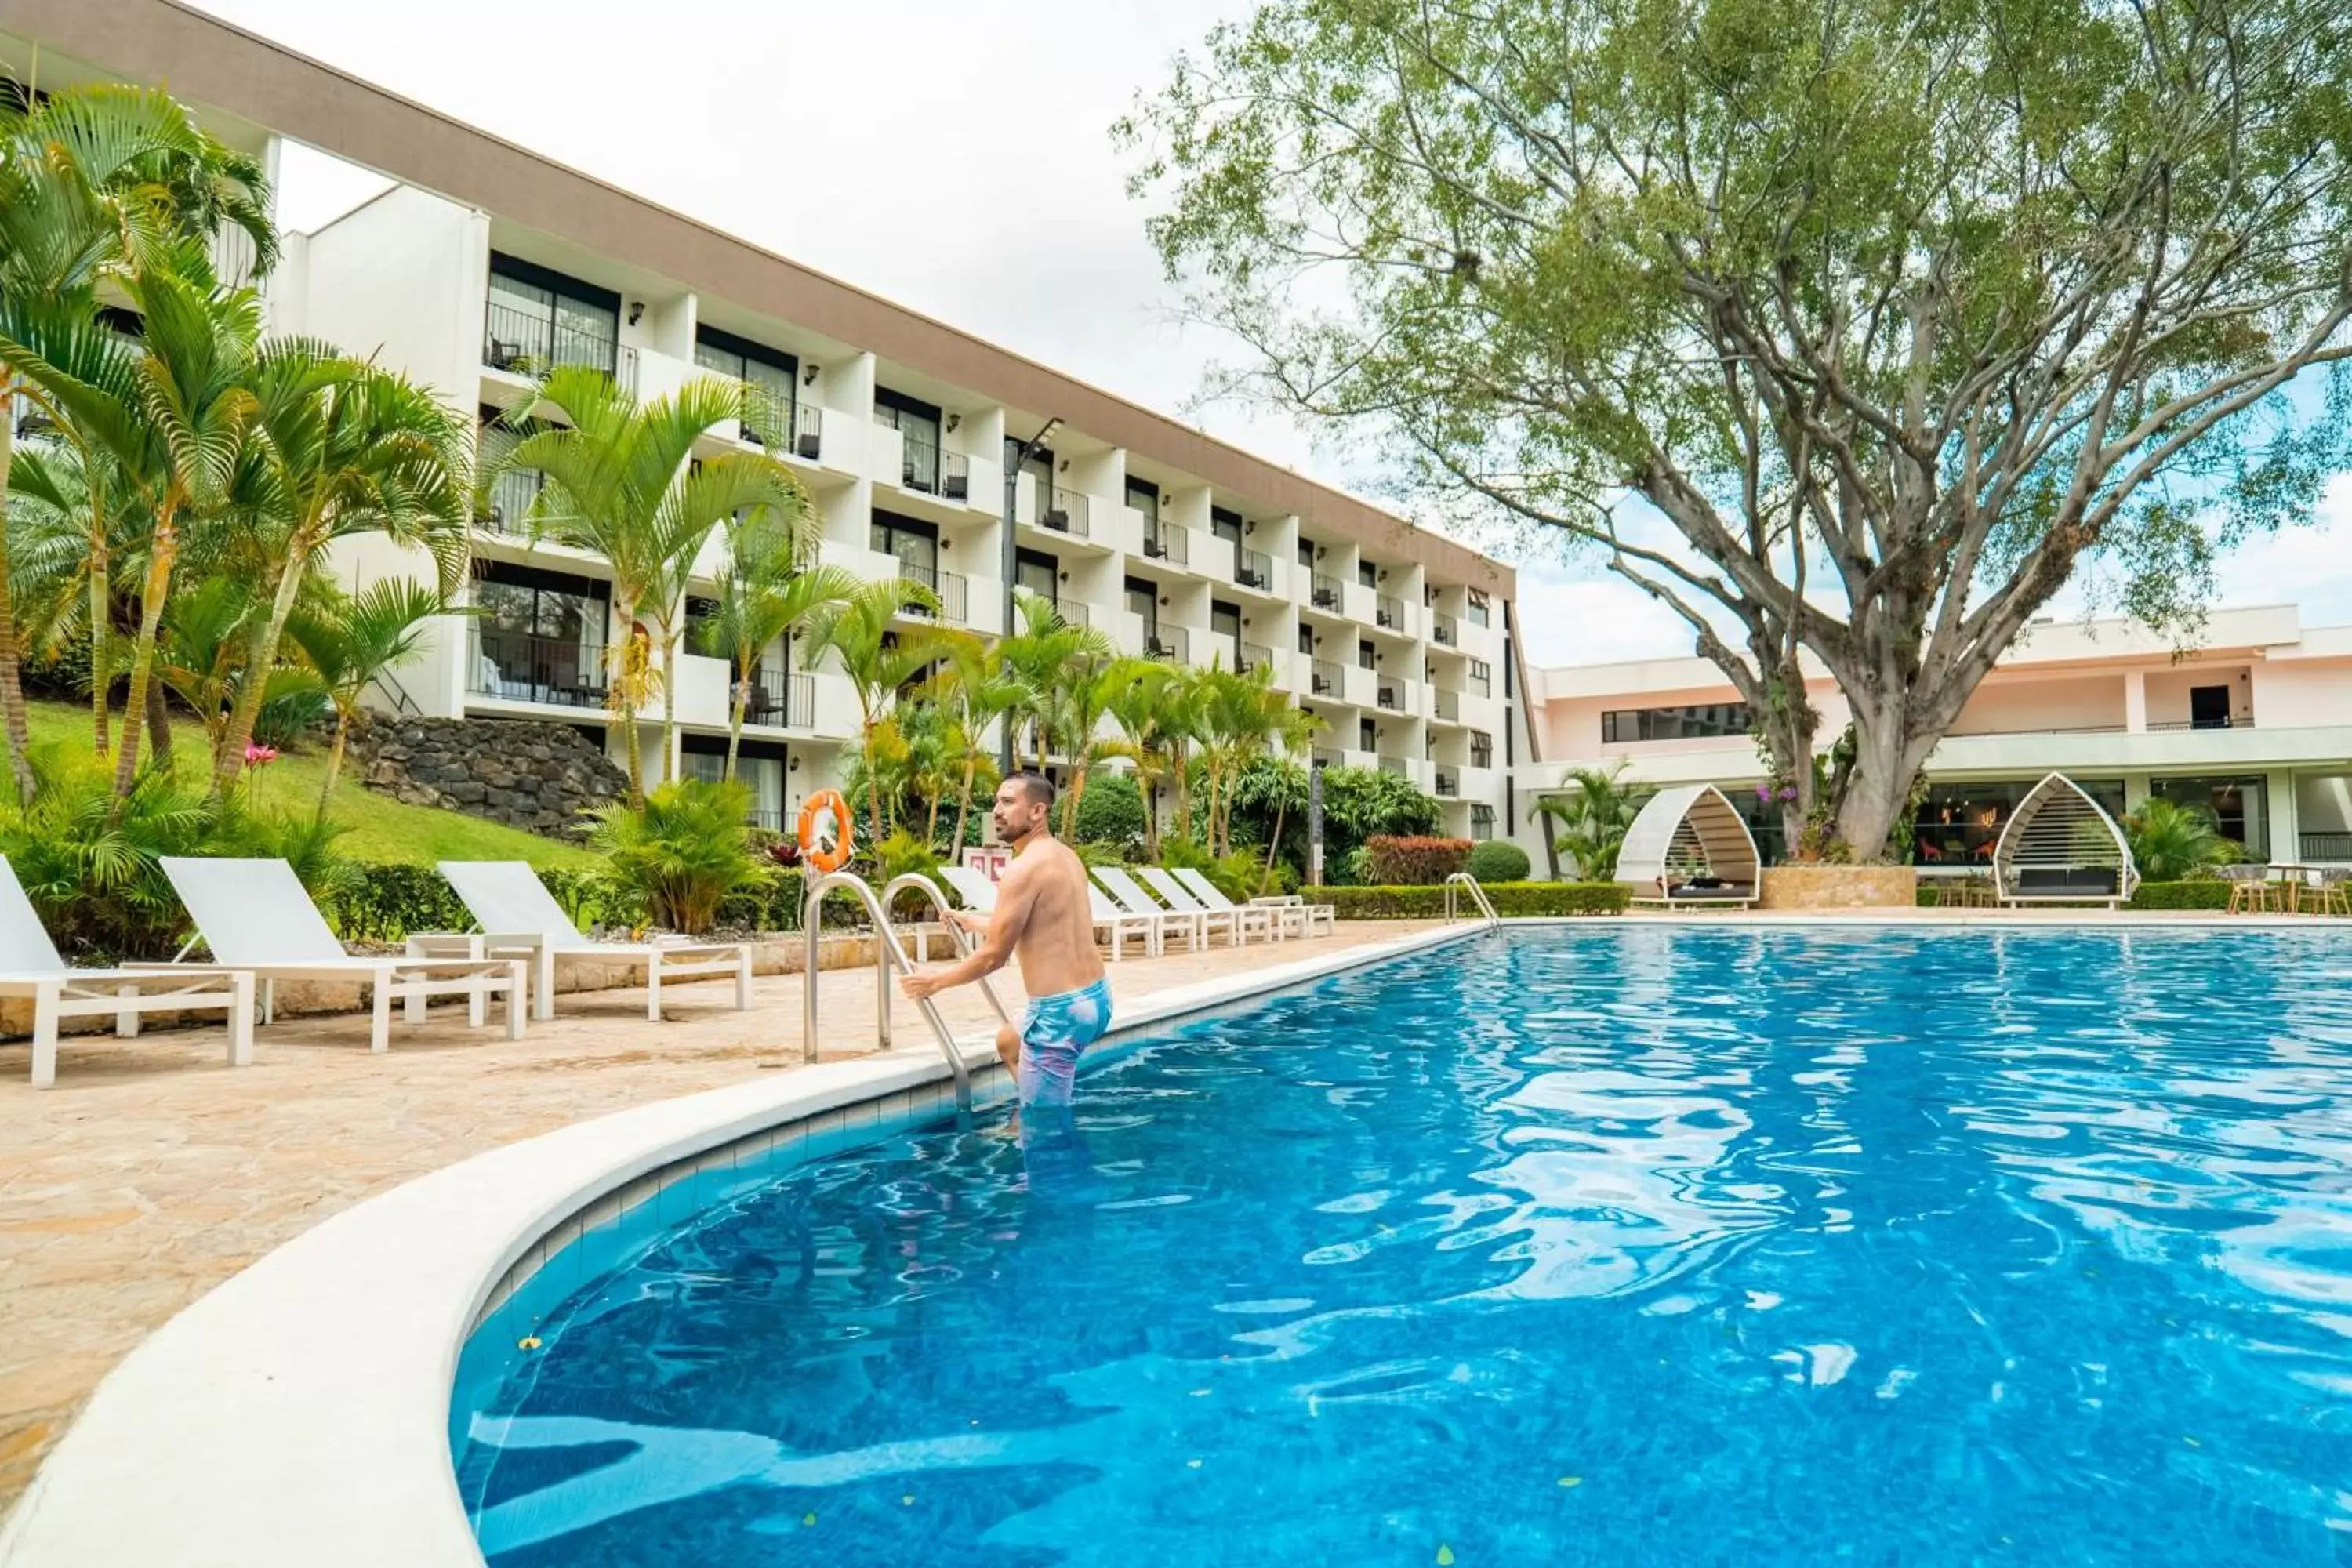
[
  {"xmin": 1616, "ymin": 784, "xmax": 1761, "ymax": 909},
  {"xmin": 1992, "ymin": 772, "xmax": 2139, "ymax": 909}
]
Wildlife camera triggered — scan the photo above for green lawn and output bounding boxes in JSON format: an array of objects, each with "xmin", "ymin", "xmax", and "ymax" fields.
[{"xmin": 19, "ymin": 699, "xmax": 598, "ymax": 870}]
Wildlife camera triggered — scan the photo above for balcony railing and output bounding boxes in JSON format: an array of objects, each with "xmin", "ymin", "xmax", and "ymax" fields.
[
  {"xmin": 898, "ymin": 561, "xmax": 967, "ymax": 624},
  {"xmin": 481, "ymin": 469, "xmax": 541, "ymax": 534},
  {"xmin": 2301, "ymin": 831, "xmax": 2352, "ymax": 862},
  {"xmin": 1238, "ymin": 641, "xmax": 1274, "ymax": 673},
  {"xmin": 1144, "ymin": 624, "xmax": 1189, "ymax": 663},
  {"xmin": 745, "ymin": 666, "xmax": 815, "ymax": 729},
  {"xmin": 739, "ymin": 386, "xmax": 825, "ymax": 463},
  {"xmin": 2145, "ymin": 717, "xmax": 2250, "ymax": 732},
  {"xmin": 1040, "ymin": 488, "xmax": 1091, "ymax": 537},
  {"xmin": 1311, "ymin": 572, "xmax": 1341, "ymax": 610},
  {"xmin": 1432, "ymin": 612, "xmax": 1458, "ymax": 646},
  {"xmin": 1435, "ymin": 767, "xmax": 1460, "ymax": 797},
  {"xmin": 1377, "ymin": 681, "xmax": 1404, "ymax": 713},
  {"xmin": 1379, "ymin": 754, "xmax": 1409, "ymax": 776},
  {"xmin": 482, "ymin": 299, "xmax": 631, "ymax": 387},
  {"xmin": 747, "ymin": 805, "xmax": 786, "ymax": 833},
  {"xmin": 1375, "ymin": 594, "xmax": 1404, "ymax": 630},
  {"xmin": 1144, "ymin": 520, "xmax": 1189, "ymax": 565},
  {"xmin": 1311, "ymin": 747, "xmax": 1342, "ymax": 768},
  {"xmin": 1432, "ymin": 687, "xmax": 1461, "ymax": 721},
  {"xmin": 1237, "ymin": 547, "xmax": 1272, "ymax": 590},
  {"xmin": 467, "ymin": 628, "xmax": 608, "ymax": 710},
  {"xmin": 1049, "ymin": 598, "xmax": 1089, "ymax": 628},
  {"xmin": 1311, "ymin": 658, "xmax": 1342, "ymax": 696}
]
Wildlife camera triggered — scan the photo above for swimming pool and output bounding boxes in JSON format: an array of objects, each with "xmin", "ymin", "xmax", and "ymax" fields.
[{"xmin": 453, "ymin": 926, "xmax": 2352, "ymax": 1564}]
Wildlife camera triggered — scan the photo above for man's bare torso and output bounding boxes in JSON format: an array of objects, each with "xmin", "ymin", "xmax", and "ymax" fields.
[{"xmin": 1000, "ymin": 837, "xmax": 1108, "ymax": 998}]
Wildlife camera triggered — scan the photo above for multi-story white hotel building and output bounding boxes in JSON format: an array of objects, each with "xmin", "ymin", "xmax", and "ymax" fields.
[
  {"xmin": 1515, "ymin": 604, "xmax": 2352, "ymax": 872},
  {"xmin": 6, "ymin": 0, "xmax": 1537, "ymax": 843}
]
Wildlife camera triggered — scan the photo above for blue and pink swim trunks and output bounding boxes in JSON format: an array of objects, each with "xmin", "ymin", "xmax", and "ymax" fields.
[{"xmin": 1017, "ymin": 977, "xmax": 1112, "ymax": 1107}]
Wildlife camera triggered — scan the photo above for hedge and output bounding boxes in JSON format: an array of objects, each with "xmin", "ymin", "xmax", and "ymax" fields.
[
  {"xmin": 1304, "ymin": 881, "xmax": 1628, "ymax": 919},
  {"xmin": 1364, "ymin": 834, "xmax": 1472, "ymax": 884},
  {"xmin": 1912, "ymin": 878, "xmax": 2243, "ymax": 911}
]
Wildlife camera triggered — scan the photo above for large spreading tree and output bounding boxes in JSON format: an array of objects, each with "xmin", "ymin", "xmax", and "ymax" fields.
[{"xmin": 1122, "ymin": 0, "xmax": 2352, "ymax": 856}]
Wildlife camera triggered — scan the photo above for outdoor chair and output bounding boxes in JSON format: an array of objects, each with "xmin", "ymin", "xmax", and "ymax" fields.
[
  {"xmin": 143, "ymin": 858, "xmax": 524, "ymax": 1054},
  {"xmin": 2311, "ymin": 868, "xmax": 2352, "ymax": 918},
  {"xmin": 0, "ymin": 855, "xmax": 255, "ymax": 1087},
  {"xmin": 1092, "ymin": 867, "xmax": 1209, "ymax": 953},
  {"xmin": 1136, "ymin": 866, "xmax": 1272, "ymax": 945},
  {"xmin": 428, "ymin": 861, "xmax": 753, "ymax": 1022},
  {"xmin": 2221, "ymin": 865, "xmax": 2280, "ymax": 914},
  {"xmin": 1172, "ymin": 867, "xmax": 1337, "ymax": 938},
  {"xmin": 941, "ymin": 863, "xmax": 1159, "ymax": 961}
]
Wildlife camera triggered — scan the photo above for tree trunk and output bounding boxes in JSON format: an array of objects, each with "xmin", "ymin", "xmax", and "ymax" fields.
[
  {"xmin": 0, "ymin": 409, "xmax": 36, "ymax": 805},
  {"xmin": 1261, "ymin": 794, "xmax": 1288, "ymax": 893},
  {"xmin": 111, "ymin": 517, "xmax": 179, "ymax": 798},
  {"xmin": 659, "ymin": 630, "xmax": 680, "ymax": 787},
  {"xmin": 724, "ymin": 668, "xmax": 748, "ymax": 782},
  {"xmin": 88, "ymin": 554, "xmax": 111, "ymax": 760},
  {"xmin": 211, "ymin": 549, "xmax": 309, "ymax": 800},
  {"xmin": 860, "ymin": 706, "xmax": 886, "ymax": 844},
  {"xmin": 1834, "ymin": 716, "xmax": 1927, "ymax": 862},
  {"xmin": 1142, "ymin": 760, "xmax": 1163, "ymax": 861},
  {"xmin": 145, "ymin": 665, "xmax": 172, "ymax": 764},
  {"xmin": 608, "ymin": 599, "xmax": 644, "ymax": 807},
  {"xmin": 318, "ymin": 709, "xmax": 351, "ymax": 812},
  {"xmin": 951, "ymin": 756, "xmax": 976, "ymax": 860}
]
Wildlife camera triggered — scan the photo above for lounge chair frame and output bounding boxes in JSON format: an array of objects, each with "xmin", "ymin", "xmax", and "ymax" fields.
[
  {"xmin": 1992, "ymin": 773, "xmax": 2140, "ymax": 909},
  {"xmin": 1617, "ymin": 785, "xmax": 1762, "ymax": 909}
]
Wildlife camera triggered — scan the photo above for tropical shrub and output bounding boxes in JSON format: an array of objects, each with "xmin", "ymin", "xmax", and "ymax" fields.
[
  {"xmin": 2, "ymin": 753, "xmax": 221, "ymax": 960},
  {"xmin": 1540, "ymin": 762, "xmax": 1647, "ymax": 880},
  {"xmin": 1306, "ymin": 882, "xmax": 1629, "ymax": 918},
  {"xmin": 2122, "ymin": 797, "xmax": 2239, "ymax": 880},
  {"xmin": 1465, "ymin": 840, "xmax": 1532, "ymax": 881},
  {"xmin": 1366, "ymin": 834, "xmax": 1472, "ymax": 884},
  {"xmin": 589, "ymin": 779, "xmax": 770, "ymax": 933},
  {"xmin": 1319, "ymin": 766, "xmax": 1443, "ymax": 868},
  {"xmin": 1072, "ymin": 770, "xmax": 1148, "ymax": 849}
]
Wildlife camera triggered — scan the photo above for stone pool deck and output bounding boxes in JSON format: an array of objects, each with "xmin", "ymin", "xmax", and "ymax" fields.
[{"xmin": 0, "ymin": 920, "xmax": 1443, "ymax": 1515}]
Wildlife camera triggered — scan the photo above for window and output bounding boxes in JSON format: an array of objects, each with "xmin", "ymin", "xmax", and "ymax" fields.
[
  {"xmin": 694, "ymin": 325, "xmax": 797, "ymax": 445},
  {"xmin": 1359, "ymin": 717, "xmax": 1377, "ymax": 751},
  {"xmin": 1470, "ymin": 731, "xmax": 1494, "ymax": 768},
  {"xmin": 1005, "ymin": 437, "xmax": 1057, "ymax": 513},
  {"xmin": 1297, "ymin": 624, "xmax": 1315, "ymax": 655},
  {"xmin": 1125, "ymin": 575, "xmax": 1159, "ymax": 637},
  {"xmin": 1357, "ymin": 638, "xmax": 1376, "ymax": 670},
  {"xmin": 874, "ymin": 387, "xmax": 943, "ymax": 492},
  {"xmin": 684, "ymin": 595, "xmax": 722, "ymax": 645},
  {"xmin": 484, "ymin": 253, "xmax": 619, "ymax": 377},
  {"xmin": 1358, "ymin": 561, "xmax": 1377, "ymax": 588},
  {"xmin": 1469, "ymin": 658, "xmax": 1492, "ymax": 698},
  {"xmin": 1466, "ymin": 588, "xmax": 1490, "ymax": 627},
  {"xmin": 1600, "ymin": 703, "xmax": 1748, "ymax": 743},
  {"xmin": 1298, "ymin": 538, "xmax": 1316, "ymax": 568},
  {"xmin": 1211, "ymin": 599, "xmax": 1242, "ymax": 663},
  {"xmin": 2151, "ymin": 775, "xmax": 2267, "ymax": 858},
  {"xmin": 681, "ymin": 735, "xmax": 789, "ymax": 831},
  {"xmin": 1470, "ymin": 804, "xmax": 1495, "ymax": 840},
  {"xmin": 1211, "ymin": 506, "xmax": 1242, "ymax": 544},
  {"xmin": 870, "ymin": 509, "xmax": 939, "ymax": 593},
  {"xmin": 469, "ymin": 562, "xmax": 610, "ymax": 710},
  {"xmin": 1904, "ymin": 778, "xmax": 2129, "ymax": 869},
  {"xmin": 1016, "ymin": 547, "xmax": 1059, "ymax": 605},
  {"xmin": 1125, "ymin": 476, "xmax": 1161, "ymax": 527}
]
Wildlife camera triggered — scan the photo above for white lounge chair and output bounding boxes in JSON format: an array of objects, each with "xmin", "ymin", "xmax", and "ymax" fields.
[
  {"xmin": 1135, "ymin": 866, "xmax": 1268, "ymax": 945},
  {"xmin": 941, "ymin": 863, "xmax": 1159, "ymax": 962},
  {"xmin": 0, "ymin": 855, "xmax": 256, "ymax": 1087},
  {"xmin": 1093, "ymin": 866, "xmax": 1207, "ymax": 953},
  {"xmin": 1174, "ymin": 866, "xmax": 1334, "ymax": 938},
  {"xmin": 430, "ymin": 861, "xmax": 753, "ymax": 1022},
  {"xmin": 143, "ymin": 858, "xmax": 525, "ymax": 1054}
]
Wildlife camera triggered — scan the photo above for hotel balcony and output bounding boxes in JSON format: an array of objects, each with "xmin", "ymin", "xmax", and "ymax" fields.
[
  {"xmin": 481, "ymin": 299, "xmax": 634, "ymax": 390},
  {"xmin": 467, "ymin": 627, "xmax": 608, "ymax": 711},
  {"xmin": 1142, "ymin": 517, "xmax": 1189, "ymax": 566}
]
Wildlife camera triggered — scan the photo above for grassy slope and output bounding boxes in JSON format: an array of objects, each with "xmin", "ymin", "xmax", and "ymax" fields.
[{"xmin": 20, "ymin": 699, "xmax": 598, "ymax": 869}]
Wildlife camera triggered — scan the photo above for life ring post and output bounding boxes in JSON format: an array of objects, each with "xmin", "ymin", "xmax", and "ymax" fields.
[{"xmin": 797, "ymin": 789, "xmax": 855, "ymax": 876}]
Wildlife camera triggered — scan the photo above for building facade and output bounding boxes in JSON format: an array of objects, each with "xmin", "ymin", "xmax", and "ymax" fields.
[
  {"xmin": 1517, "ymin": 604, "xmax": 2352, "ymax": 871},
  {"xmin": 4, "ymin": 0, "xmax": 1538, "ymax": 844}
]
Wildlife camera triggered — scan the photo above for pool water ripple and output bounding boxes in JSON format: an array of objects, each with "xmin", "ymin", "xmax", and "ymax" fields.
[{"xmin": 456, "ymin": 927, "xmax": 2352, "ymax": 1564}]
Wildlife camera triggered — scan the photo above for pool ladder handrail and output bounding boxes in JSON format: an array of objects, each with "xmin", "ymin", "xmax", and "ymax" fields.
[
  {"xmin": 1443, "ymin": 870, "xmax": 1500, "ymax": 928},
  {"xmin": 802, "ymin": 871, "xmax": 1003, "ymax": 1111}
]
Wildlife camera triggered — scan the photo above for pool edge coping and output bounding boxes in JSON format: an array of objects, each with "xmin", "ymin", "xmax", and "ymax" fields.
[{"xmin": 0, "ymin": 919, "xmax": 1487, "ymax": 1568}]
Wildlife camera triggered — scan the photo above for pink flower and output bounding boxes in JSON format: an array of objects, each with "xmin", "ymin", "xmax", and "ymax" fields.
[{"xmin": 245, "ymin": 743, "xmax": 278, "ymax": 766}]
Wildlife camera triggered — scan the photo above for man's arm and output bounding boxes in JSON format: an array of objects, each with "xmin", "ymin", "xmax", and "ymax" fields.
[{"xmin": 902, "ymin": 868, "xmax": 1035, "ymax": 1000}]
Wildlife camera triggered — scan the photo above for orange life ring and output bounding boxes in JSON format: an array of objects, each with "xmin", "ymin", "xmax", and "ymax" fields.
[{"xmin": 797, "ymin": 789, "xmax": 855, "ymax": 875}]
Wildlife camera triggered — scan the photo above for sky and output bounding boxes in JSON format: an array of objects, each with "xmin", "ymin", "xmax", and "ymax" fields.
[{"xmin": 187, "ymin": 0, "xmax": 2352, "ymax": 667}]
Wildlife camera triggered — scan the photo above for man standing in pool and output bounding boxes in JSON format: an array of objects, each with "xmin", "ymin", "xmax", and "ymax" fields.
[{"xmin": 899, "ymin": 771, "xmax": 1112, "ymax": 1110}]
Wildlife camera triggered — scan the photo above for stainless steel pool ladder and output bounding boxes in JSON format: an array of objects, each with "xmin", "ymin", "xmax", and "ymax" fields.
[
  {"xmin": 801, "ymin": 871, "xmax": 1012, "ymax": 1111},
  {"xmin": 1444, "ymin": 871, "xmax": 1500, "ymax": 928}
]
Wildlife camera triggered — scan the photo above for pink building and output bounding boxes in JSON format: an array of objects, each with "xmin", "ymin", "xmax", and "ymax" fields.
[{"xmin": 1519, "ymin": 604, "xmax": 2352, "ymax": 869}]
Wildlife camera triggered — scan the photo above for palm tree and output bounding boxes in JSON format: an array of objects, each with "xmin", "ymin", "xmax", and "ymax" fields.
[
  {"xmin": 1258, "ymin": 703, "xmax": 1323, "ymax": 883},
  {"xmin": 1540, "ymin": 761, "xmax": 1647, "ymax": 880},
  {"xmin": 207, "ymin": 345, "xmax": 471, "ymax": 799},
  {"xmin": 690, "ymin": 510, "xmax": 858, "ymax": 780},
  {"xmin": 2122, "ymin": 797, "xmax": 2237, "ymax": 880},
  {"xmin": 1054, "ymin": 652, "xmax": 1126, "ymax": 839},
  {"xmin": 285, "ymin": 578, "xmax": 460, "ymax": 809},
  {"xmin": 996, "ymin": 592, "xmax": 1112, "ymax": 771},
  {"xmin": 3, "ymin": 250, "xmax": 265, "ymax": 797},
  {"xmin": 1195, "ymin": 662, "xmax": 1293, "ymax": 854},
  {"xmin": 497, "ymin": 366, "xmax": 812, "ymax": 802},
  {"xmin": 1102, "ymin": 659, "xmax": 1182, "ymax": 861},
  {"xmin": 798, "ymin": 575, "xmax": 946, "ymax": 842},
  {"xmin": 0, "ymin": 83, "xmax": 275, "ymax": 802},
  {"xmin": 923, "ymin": 630, "xmax": 1019, "ymax": 856},
  {"xmin": 5, "ymin": 437, "xmax": 137, "ymax": 757}
]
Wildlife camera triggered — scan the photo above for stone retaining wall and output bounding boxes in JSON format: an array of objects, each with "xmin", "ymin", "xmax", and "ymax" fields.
[
  {"xmin": 1758, "ymin": 865, "xmax": 1920, "ymax": 909},
  {"xmin": 344, "ymin": 713, "xmax": 627, "ymax": 839}
]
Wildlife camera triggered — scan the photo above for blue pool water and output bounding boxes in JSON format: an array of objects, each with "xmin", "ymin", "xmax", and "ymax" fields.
[{"xmin": 455, "ymin": 927, "xmax": 2352, "ymax": 1564}]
